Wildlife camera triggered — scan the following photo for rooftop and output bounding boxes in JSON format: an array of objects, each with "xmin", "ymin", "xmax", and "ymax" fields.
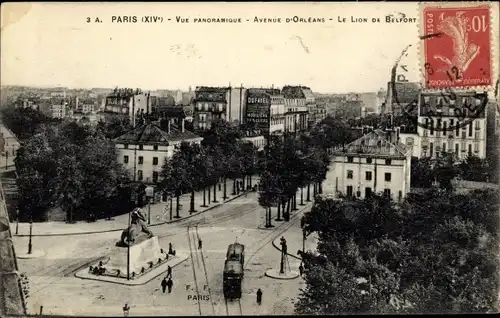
[
  {"xmin": 333, "ymin": 128, "xmax": 410, "ymax": 157},
  {"xmin": 114, "ymin": 123, "xmax": 201, "ymax": 145}
]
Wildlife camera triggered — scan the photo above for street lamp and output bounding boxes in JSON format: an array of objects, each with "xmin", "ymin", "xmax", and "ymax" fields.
[
  {"xmin": 15, "ymin": 209, "xmax": 19, "ymax": 235},
  {"xmin": 122, "ymin": 303, "xmax": 130, "ymax": 317},
  {"xmin": 27, "ymin": 219, "xmax": 33, "ymax": 255},
  {"xmin": 145, "ymin": 186, "xmax": 154, "ymax": 225}
]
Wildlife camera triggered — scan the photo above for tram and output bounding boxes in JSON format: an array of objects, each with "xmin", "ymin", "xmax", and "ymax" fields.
[{"xmin": 223, "ymin": 243, "xmax": 245, "ymax": 299}]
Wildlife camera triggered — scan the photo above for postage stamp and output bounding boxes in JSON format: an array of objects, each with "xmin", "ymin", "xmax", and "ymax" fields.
[{"xmin": 419, "ymin": 2, "xmax": 493, "ymax": 89}]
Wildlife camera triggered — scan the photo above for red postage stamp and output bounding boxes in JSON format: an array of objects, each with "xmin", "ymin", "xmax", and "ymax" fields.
[{"xmin": 420, "ymin": 3, "xmax": 493, "ymax": 89}]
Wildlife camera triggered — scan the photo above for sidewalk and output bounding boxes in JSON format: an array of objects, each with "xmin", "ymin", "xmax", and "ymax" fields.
[{"xmin": 10, "ymin": 177, "xmax": 259, "ymax": 237}]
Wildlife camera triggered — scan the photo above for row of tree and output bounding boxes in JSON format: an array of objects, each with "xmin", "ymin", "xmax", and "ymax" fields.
[
  {"xmin": 296, "ymin": 188, "xmax": 500, "ymax": 314},
  {"xmin": 158, "ymin": 116, "xmax": 360, "ymax": 223},
  {"xmin": 158, "ymin": 120, "xmax": 259, "ymax": 218}
]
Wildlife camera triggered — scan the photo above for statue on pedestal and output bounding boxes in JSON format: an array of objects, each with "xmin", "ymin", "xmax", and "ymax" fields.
[{"xmin": 117, "ymin": 208, "xmax": 153, "ymax": 247}]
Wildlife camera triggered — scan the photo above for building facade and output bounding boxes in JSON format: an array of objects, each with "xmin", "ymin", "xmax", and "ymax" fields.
[
  {"xmin": 193, "ymin": 86, "xmax": 247, "ymax": 131},
  {"xmin": 114, "ymin": 120, "xmax": 202, "ymax": 184},
  {"xmin": 245, "ymin": 88, "xmax": 285, "ymax": 135},
  {"xmin": 75, "ymin": 97, "xmax": 98, "ymax": 114},
  {"xmin": 281, "ymin": 86, "xmax": 309, "ymax": 133},
  {"xmin": 39, "ymin": 98, "xmax": 67, "ymax": 118},
  {"xmin": 323, "ymin": 129, "xmax": 412, "ymax": 202},
  {"xmin": 103, "ymin": 88, "xmax": 151, "ymax": 126},
  {"xmin": 414, "ymin": 92, "xmax": 487, "ymax": 160}
]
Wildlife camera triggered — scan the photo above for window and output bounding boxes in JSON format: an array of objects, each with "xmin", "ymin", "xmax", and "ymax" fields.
[
  {"xmin": 139, "ymin": 144, "xmax": 143, "ymax": 150},
  {"xmin": 365, "ymin": 171, "xmax": 372, "ymax": 181},
  {"xmin": 430, "ymin": 142, "xmax": 434, "ymax": 157},
  {"xmin": 430, "ymin": 119, "xmax": 434, "ymax": 135},
  {"xmin": 124, "ymin": 155, "xmax": 129, "ymax": 164},
  {"xmin": 385, "ymin": 159, "xmax": 392, "ymax": 165},
  {"xmin": 347, "ymin": 157, "xmax": 353, "ymax": 163},
  {"xmin": 468, "ymin": 144, "xmax": 472, "ymax": 155},
  {"xmin": 366, "ymin": 158, "xmax": 372, "ymax": 164},
  {"xmin": 153, "ymin": 157, "xmax": 158, "ymax": 165},
  {"xmin": 455, "ymin": 143, "xmax": 459, "ymax": 154},
  {"xmin": 474, "ymin": 142, "xmax": 479, "ymax": 153},
  {"xmin": 442, "ymin": 143, "xmax": 446, "ymax": 152},
  {"xmin": 124, "ymin": 144, "xmax": 129, "ymax": 149},
  {"xmin": 347, "ymin": 170, "xmax": 353, "ymax": 179},
  {"xmin": 443, "ymin": 121, "xmax": 447, "ymax": 134},
  {"xmin": 456, "ymin": 122, "xmax": 460, "ymax": 136},
  {"xmin": 138, "ymin": 156, "xmax": 144, "ymax": 164},
  {"xmin": 384, "ymin": 173, "xmax": 391, "ymax": 182},
  {"xmin": 398, "ymin": 191, "xmax": 403, "ymax": 202},
  {"xmin": 137, "ymin": 170, "xmax": 143, "ymax": 181},
  {"xmin": 153, "ymin": 145, "xmax": 158, "ymax": 151},
  {"xmin": 346, "ymin": 186, "xmax": 353, "ymax": 197},
  {"xmin": 383, "ymin": 188, "xmax": 391, "ymax": 197},
  {"xmin": 468, "ymin": 122, "xmax": 473, "ymax": 136},
  {"xmin": 365, "ymin": 187, "xmax": 372, "ymax": 198},
  {"xmin": 153, "ymin": 171, "xmax": 159, "ymax": 183}
]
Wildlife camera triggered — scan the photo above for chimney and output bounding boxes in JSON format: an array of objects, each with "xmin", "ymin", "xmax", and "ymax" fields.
[{"xmin": 181, "ymin": 118, "xmax": 185, "ymax": 132}]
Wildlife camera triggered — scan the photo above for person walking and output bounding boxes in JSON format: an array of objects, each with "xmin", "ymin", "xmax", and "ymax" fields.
[
  {"xmin": 256, "ymin": 288, "xmax": 262, "ymax": 305},
  {"xmin": 167, "ymin": 277, "xmax": 173, "ymax": 293},
  {"xmin": 299, "ymin": 263, "xmax": 304, "ymax": 277},
  {"xmin": 161, "ymin": 277, "xmax": 168, "ymax": 293},
  {"xmin": 198, "ymin": 237, "xmax": 203, "ymax": 250},
  {"xmin": 166, "ymin": 265, "xmax": 172, "ymax": 278}
]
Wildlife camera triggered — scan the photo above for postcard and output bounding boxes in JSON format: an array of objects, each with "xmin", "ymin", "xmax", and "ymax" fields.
[{"xmin": 0, "ymin": 2, "xmax": 499, "ymax": 317}]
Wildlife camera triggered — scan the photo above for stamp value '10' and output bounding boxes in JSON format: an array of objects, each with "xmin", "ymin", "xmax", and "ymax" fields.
[{"xmin": 421, "ymin": 4, "xmax": 493, "ymax": 90}]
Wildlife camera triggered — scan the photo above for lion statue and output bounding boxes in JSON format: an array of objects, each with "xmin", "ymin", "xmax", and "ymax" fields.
[{"xmin": 117, "ymin": 208, "xmax": 154, "ymax": 247}]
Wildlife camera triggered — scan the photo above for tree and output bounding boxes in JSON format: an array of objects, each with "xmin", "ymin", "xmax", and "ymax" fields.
[
  {"xmin": 158, "ymin": 142, "xmax": 200, "ymax": 217},
  {"xmin": 310, "ymin": 115, "xmax": 357, "ymax": 150},
  {"xmin": 458, "ymin": 155, "xmax": 490, "ymax": 182},
  {"xmin": 15, "ymin": 122, "xmax": 127, "ymax": 222},
  {"xmin": 0, "ymin": 106, "xmax": 60, "ymax": 141},
  {"xmin": 297, "ymin": 188, "xmax": 500, "ymax": 314}
]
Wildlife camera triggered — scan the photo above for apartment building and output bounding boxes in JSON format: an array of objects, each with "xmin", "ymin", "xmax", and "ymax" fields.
[
  {"xmin": 324, "ymin": 128, "xmax": 412, "ymax": 202},
  {"xmin": 245, "ymin": 88, "xmax": 285, "ymax": 136},
  {"xmin": 281, "ymin": 86, "xmax": 309, "ymax": 133},
  {"xmin": 103, "ymin": 88, "xmax": 151, "ymax": 126},
  {"xmin": 114, "ymin": 119, "xmax": 203, "ymax": 184},
  {"xmin": 407, "ymin": 92, "xmax": 488, "ymax": 160},
  {"xmin": 193, "ymin": 86, "xmax": 246, "ymax": 130}
]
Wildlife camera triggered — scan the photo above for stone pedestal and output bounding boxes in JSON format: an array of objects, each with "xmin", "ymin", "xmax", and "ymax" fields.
[{"xmin": 105, "ymin": 236, "xmax": 165, "ymax": 276}]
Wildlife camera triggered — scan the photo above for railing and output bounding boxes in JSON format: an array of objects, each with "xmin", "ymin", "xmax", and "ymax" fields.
[{"xmin": 0, "ymin": 174, "xmax": 27, "ymax": 316}]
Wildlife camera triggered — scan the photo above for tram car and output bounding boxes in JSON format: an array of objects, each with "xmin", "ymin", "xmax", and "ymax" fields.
[
  {"xmin": 226, "ymin": 242, "xmax": 245, "ymax": 265},
  {"xmin": 223, "ymin": 243, "xmax": 245, "ymax": 299}
]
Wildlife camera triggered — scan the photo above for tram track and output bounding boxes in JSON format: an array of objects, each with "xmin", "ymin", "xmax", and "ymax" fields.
[
  {"xmin": 224, "ymin": 297, "xmax": 242, "ymax": 316},
  {"xmin": 187, "ymin": 224, "xmax": 215, "ymax": 316}
]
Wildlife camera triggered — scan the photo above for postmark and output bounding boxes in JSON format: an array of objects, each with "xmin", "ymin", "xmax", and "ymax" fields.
[
  {"xmin": 419, "ymin": 3, "xmax": 493, "ymax": 90},
  {"xmin": 391, "ymin": 39, "xmax": 489, "ymax": 133}
]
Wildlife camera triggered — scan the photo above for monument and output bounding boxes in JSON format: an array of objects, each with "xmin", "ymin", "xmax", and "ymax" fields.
[{"xmin": 77, "ymin": 208, "xmax": 172, "ymax": 283}]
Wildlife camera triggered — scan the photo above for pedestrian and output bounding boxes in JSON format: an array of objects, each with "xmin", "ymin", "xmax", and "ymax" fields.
[
  {"xmin": 168, "ymin": 242, "xmax": 173, "ymax": 254},
  {"xmin": 198, "ymin": 237, "xmax": 203, "ymax": 250},
  {"xmin": 299, "ymin": 263, "xmax": 304, "ymax": 277},
  {"xmin": 167, "ymin": 277, "xmax": 173, "ymax": 293},
  {"xmin": 161, "ymin": 277, "xmax": 168, "ymax": 293},
  {"xmin": 256, "ymin": 288, "xmax": 262, "ymax": 305},
  {"xmin": 166, "ymin": 265, "xmax": 172, "ymax": 278}
]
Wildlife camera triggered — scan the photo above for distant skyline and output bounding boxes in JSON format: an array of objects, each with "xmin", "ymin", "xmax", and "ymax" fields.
[{"xmin": 2, "ymin": 2, "xmax": 497, "ymax": 94}]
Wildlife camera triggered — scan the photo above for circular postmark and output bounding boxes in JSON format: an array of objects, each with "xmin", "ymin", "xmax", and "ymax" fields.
[{"xmin": 391, "ymin": 34, "xmax": 489, "ymax": 133}]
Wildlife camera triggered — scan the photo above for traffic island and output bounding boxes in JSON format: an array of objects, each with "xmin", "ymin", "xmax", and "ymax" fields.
[
  {"xmin": 16, "ymin": 250, "xmax": 46, "ymax": 259},
  {"xmin": 265, "ymin": 268, "xmax": 299, "ymax": 280}
]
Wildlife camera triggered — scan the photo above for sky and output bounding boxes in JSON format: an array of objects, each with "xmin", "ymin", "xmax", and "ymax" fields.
[{"xmin": 1, "ymin": 2, "xmax": 498, "ymax": 94}]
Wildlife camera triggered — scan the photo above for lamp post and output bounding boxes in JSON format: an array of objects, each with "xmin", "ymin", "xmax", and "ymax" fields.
[
  {"xmin": 145, "ymin": 186, "xmax": 154, "ymax": 225},
  {"xmin": 122, "ymin": 303, "xmax": 130, "ymax": 317},
  {"xmin": 15, "ymin": 209, "xmax": 19, "ymax": 235},
  {"xmin": 302, "ymin": 228, "xmax": 306, "ymax": 255},
  {"xmin": 127, "ymin": 208, "xmax": 131, "ymax": 280},
  {"xmin": 27, "ymin": 219, "xmax": 33, "ymax": 255}
]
